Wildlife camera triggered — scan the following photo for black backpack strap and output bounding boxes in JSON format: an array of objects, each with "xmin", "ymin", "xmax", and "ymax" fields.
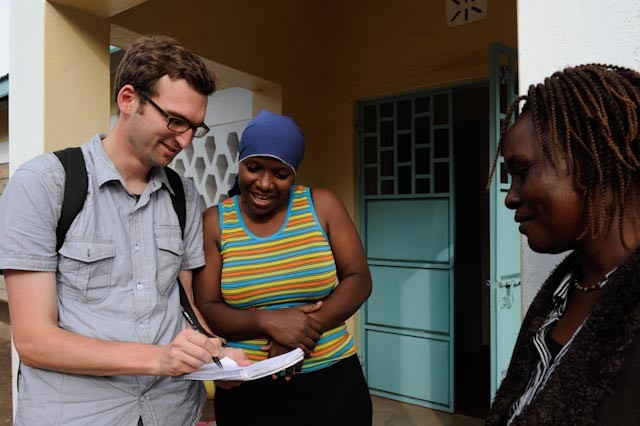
[
  {"xmin": 164, "ymin": 166, "xmax": 186, "ymax": 238},
  {"xmin": 178, "ymin": 277, "xmax": 214, "ymax": 338},
  {"xmin": 163, "ymin": 167, "xmax": 214, "ymax": 338},
  {"xmin": 53, "ymin": 148, "xmax": 88, "ymax": 252}
]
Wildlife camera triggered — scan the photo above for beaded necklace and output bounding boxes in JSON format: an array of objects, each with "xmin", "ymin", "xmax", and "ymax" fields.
[{"xmin": 572, "ymin": 267, "xmax": 617, "ymax": 292}]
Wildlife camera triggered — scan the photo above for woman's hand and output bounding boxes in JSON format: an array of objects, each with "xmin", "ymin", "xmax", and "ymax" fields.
[
  {"xmin": 259, "ymin": 302, "xmax": 324, "ymax": 354},
  {"xmin": 212, "ymin": 346, "xmax": 250, "ymax": 390},
  {"xmin": 219, "ymin": 346, "xmax": 251, "ymax": 367},
  {"xmin": 261, "ymin": 340, "xmax": 305, "ymax": 381}
]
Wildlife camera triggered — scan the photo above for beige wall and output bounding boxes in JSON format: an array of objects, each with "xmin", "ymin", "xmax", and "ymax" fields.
[
  {"xmin": 111, "ymin": 0, "xmax": 517, "ymax": 217},
  {"xmin": 321, "ymin": 1, "xmax": 517, "ymax": 212},
  {"xmin": 110, "ymin": 0, "xmax": 325, "ymax": 182},
  {"xmin": 109, "ymin": 1, "xmax": 516, "ymax": 341}
]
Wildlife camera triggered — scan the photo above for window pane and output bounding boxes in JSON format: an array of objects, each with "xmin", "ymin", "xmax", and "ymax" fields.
[
  {"xmin": 416, "ymin": 178, "xmax": 430, "ymax": 194},
  {"xmin": 396, "ymin": 100, "xmax": 411, "ymax": 130},
  {"xmin": 397, "ymin": 133, "xmax": 411, "ymax": 162},
  {"xmin": 500, "ymin": 161, "xmax": 509, "ymax": 184},
  {"xmin": 415, "ymin": 147, "xmax": 430, "ymax": 174},
  {"xmin": 433, "ymin": 94, "xmax": 449, "ymax": 125},
  {"xmin": 500, "ymin": 83, "xmax": 508, "ymax": 114},
  {"xmin": 363, "ymin": 105, "xmax": 377, "ymax": 133},
  {"xmin": 364, "ymin": 136, "xmax": 377, "ymax": 164},
  {"xmin": 365, "ymin": 167, "xmax": 377, "ymax": 195},
  {"xmin": 415, "ymin": 96, "xmax": 429, "ymax": 114},
  {"xmin": 398, "ymin": 166, "xmax": 412, "ymax": 194},
  {"xmin": 381, "ymin": 180, "xmax": 394, "ymax": 195},
  {"xmin": 434, "ymin": 162, "xmax": 449, "ymax": 193},
  {"xmin": 380, "ymin": 121, "xmax": 394, "ymax": 147},
  {"xmin": 434, "ymin": 129, "xmax": 449, "ymax": 159},
  {"xmin": 380, "ymin": 102, "xmax": 393, "ymax": 118},
  {"xmin": 415, "ymin": 116, "xmax": 430, "ymax": 144},
  {"xmin": 381, "ymin": 150, "xmax": 394, "ymax": 177}
]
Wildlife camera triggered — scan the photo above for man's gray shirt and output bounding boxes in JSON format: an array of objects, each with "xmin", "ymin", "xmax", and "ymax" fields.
[{"xmin": 0, "ymin": 135, "xmax": 207, "ymax": 426}]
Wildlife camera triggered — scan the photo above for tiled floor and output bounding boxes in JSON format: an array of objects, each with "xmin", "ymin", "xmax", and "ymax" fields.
[
  {"xmin": 0, "ymin": 320, "xmax": 484, "ymax": 426},
  {"xmin": 372, "ymin": 396, "xmax": 483, "ymax": 426}
]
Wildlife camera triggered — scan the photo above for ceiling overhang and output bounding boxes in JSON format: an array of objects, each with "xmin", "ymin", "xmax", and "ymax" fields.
[{"xmin": 48, "ymin": 0, "xmax": 149, "ymax": 18}]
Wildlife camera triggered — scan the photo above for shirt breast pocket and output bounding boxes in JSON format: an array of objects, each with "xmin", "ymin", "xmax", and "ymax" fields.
[
  {"xmin": 156, "ymin": 232, "xmax": 184, "ymax": 296},
  {"xmin": 58, "ymin": 240, "xmax": 116, "ymax": 304}
]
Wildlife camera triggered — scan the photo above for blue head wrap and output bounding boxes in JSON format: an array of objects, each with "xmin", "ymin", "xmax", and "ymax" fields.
[{"xmin": 228, "ymin": 110, "xmax": 305, "ymax": 196}]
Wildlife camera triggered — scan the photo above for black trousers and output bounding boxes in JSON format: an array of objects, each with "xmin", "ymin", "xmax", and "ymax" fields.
[{"xmin": 214, "ymin": 354, "xmax": 372, "ymax": 426}]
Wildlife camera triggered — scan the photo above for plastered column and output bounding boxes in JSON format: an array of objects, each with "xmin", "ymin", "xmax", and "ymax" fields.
[{"xmin": 9, "ymin": 0, "xmax": 110, "ymax": 417}]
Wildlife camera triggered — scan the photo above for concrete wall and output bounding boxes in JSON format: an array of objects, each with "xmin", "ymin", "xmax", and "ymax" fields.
[{"xmin": 517, "ymin": 0, "xmax": 640, "ymax": 310}]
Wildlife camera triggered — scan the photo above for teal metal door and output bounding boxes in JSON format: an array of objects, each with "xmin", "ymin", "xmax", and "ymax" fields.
[
  {"xmin": 359, "ymin": 92, "xmax": 455, "ymax": 412},
  {"xmin": 488, "ymin": 43, "xmax": 521, "ymax": 398}
]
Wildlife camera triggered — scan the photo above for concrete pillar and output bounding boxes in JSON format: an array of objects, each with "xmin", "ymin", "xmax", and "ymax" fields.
[
  {"xmin": 517, "ymin": 0, "xmax": 640, "ymax": 310},
  {"xmin": 9, "ymin": 0, "xmax": 110, "ymax": 417}
]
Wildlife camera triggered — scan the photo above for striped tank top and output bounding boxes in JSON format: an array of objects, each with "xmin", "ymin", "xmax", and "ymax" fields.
[{"xmin": 218, "ymin": 185, "xmax": 356, "ymax": 373}]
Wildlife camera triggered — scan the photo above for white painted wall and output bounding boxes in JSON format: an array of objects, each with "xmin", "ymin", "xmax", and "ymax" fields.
[
  {"xmin": 517, "ymin": 0, "xmax": 640, "ymax": 309},
  {"xmin": 205, "ymin": 86, "xmax": 253, "ymax": 126}
]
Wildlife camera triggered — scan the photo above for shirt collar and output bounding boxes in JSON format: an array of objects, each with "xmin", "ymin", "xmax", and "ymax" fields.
[
  {"xmin": 86, "ymin": 134, "xmax": 173, "ymax": 195},
  {"xmin": 86, "ymin": 134, "xmax": 120, "ymax": 187},
  {"xmin": 552, "ymin": 271, "xmax": 572, "ymax": 309}
]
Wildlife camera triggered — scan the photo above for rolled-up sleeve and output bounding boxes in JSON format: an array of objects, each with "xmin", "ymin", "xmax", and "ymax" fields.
[{"xmin": 0, "ymin": 156, "xmax": 64, "ymax": 271}]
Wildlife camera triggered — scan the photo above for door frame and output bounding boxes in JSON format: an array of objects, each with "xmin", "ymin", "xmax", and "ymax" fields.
[{"xmin": 488, "ymin": 42, "xmax": 521, "ymax": 399}]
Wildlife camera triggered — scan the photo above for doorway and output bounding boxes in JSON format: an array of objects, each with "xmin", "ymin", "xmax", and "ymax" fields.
[
  {"xmin": 359, "ymin": 83, "xmax": 492, "ymax": 416},
  {"xmin": 452, "ymin": 84, "xmax": 491, "ymax": 418}
]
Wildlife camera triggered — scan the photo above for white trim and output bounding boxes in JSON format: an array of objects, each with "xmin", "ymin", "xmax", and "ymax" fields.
[{"xmin": 9, "ymin": 0, "xmax": 45, "ymax": 175}]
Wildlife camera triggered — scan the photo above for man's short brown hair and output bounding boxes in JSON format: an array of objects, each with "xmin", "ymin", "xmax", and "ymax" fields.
[{"xmin": 113, "ymin": 35, "xmax": 216, "ymax": 103}]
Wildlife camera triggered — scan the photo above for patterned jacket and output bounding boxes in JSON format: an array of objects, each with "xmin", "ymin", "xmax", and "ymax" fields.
[{"xmin": 487, "ymin": 249, "xmax": 640, "ymax": 425}]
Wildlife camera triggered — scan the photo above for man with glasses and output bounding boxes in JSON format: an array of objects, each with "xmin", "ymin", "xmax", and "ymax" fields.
[{"xmin": 0, "ymin": 36, "xmax": 247, "ymax": 425}]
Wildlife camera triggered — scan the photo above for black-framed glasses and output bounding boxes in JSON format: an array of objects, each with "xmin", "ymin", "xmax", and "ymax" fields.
[{"xmin": 139, "ymin": 92, "xmax": 210, "ymax": 138}]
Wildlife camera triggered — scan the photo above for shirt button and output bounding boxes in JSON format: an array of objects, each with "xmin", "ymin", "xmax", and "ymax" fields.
[
  {"xmin": 134, "ymin": 244, "xmax": 140, "ymax": 252},
  {"xmin": 137, "ymin": 282, "xmax": 143, "ymax": 290}
]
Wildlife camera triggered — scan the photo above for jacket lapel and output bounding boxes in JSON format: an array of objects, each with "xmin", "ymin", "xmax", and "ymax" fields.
[{"xmin": 487, "ymin": 248, "xmax": 640, "ymax": 425}]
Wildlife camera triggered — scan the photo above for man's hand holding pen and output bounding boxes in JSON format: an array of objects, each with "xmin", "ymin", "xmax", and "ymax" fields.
[{"xmin": 155, "ymin": 329, "xmax": 249, "ymax": 377}]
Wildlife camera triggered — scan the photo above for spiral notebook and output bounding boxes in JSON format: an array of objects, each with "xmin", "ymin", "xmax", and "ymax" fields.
[{"xmin": 173, "ymin": 348, "xmax": 304, "ymax": 381}]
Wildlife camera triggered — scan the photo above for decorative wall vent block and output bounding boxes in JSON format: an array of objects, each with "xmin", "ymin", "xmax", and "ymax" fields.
[
  {"xmin": 446, "ymin": 0, "xmax": 487, "ymax": 27},
  {"xmin": 171, "ymin": 120, "xmax": 249, "ymax": 208}
]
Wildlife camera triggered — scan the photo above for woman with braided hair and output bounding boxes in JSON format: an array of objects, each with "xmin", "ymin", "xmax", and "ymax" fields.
[{"xmin": 486, "ymin": 64, "xmax": 640, "ymax": 425}]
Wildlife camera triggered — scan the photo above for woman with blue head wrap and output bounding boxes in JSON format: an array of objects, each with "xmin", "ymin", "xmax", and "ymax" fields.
[
  {"xmin": 194, "ymin": 110, "xmax": 373, "ymax": 425},
  {"xmin": 228, "ymin": 109, "xmax": 305, "ymax": 197}
]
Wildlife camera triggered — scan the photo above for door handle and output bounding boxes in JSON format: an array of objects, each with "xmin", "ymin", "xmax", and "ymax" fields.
[{"xmin": 485, "ymin": 280, "xmax": 521, "ymax": 288}]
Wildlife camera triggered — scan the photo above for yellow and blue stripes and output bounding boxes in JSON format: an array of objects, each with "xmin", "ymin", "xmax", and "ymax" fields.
[{"xmin": 219, "ymin": 186, "xmax": 356, "ymax": 372}]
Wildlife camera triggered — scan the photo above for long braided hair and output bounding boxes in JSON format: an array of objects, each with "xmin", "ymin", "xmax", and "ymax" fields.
[{"xmin": 489, "ymin": 64, "xmax": 640, "ymax": 241}]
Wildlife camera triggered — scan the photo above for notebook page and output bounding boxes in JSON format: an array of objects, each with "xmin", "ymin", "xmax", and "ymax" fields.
[{"xmin": 173, "ymin": 348, "xmax": 304, "ymax": 381}]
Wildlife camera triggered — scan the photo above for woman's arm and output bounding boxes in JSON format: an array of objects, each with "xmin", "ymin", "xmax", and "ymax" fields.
[
  {"xmin": 194, "ymin": 206, "xmax": 323, "ymax": 352},
  {"xmin": 308, "ymin": 188, "xmax": 372, "ymax": 330}
]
